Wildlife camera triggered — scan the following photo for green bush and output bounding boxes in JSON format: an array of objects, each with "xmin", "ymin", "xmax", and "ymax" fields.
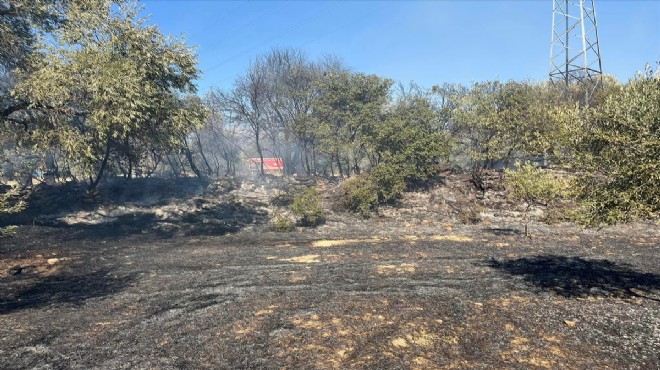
[
  {"xmin": 1, "ymin": 185, "xmax": 25, "ymax": 238},
  {"xmin": 505, "ymin": 161, "xmax": 566, "ymax": 236},
  {"xmin": 340, "ymin": 164, "xmax": 406, "ymax": 217},
  {"xmin": 0, "ymin": 185, "xmax": 25, "ymax": 215},
  {"xmin": 341, "ymin": 176, "xmax": 379, "ymax": 217},
  {"xmin": 291, "ymin": 187, "xmax": 325, "ymax": 226},
  {"xmin": 272, "ymin": 214, "xmax": 294, "ymax": 232},
  {"xmin": 569, "ymin": 69, "xmax": 660, "ymax": 226},
  {"xmin": 368, "ymin": 97, "xmax": 452, "ymax": 186},
  {"xmin": 371, "ymin": 163, "xmax": 406, "ymax": 203}
]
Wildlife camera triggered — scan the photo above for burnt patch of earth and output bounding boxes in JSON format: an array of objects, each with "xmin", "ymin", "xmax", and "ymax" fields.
[
  {"xmin": 0, "ymin": 177, "xmax": 269, "ymax": 239},
  {"xmin": 0, "ymin": 175, "xmax": 658, "ymax": 369},
  {"xmin": 1, "ymin": 220, "xmax": 658, "ymax": 369}
]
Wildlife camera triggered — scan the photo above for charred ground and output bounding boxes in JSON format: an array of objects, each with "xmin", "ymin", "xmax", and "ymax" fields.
[{"xmin": 0, "ymin": 176, "xmax": 658, "ymax": 369}]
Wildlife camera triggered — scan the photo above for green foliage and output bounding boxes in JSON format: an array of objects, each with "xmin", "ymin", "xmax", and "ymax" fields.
[
  {"xmin": 541, "ymin": 206, "xmax": 572, "ymax": 225},
  {"xmin": 341, "ymin": 162, "xmax": 409, "ymax": 216},
  {"xmin": 290, "ymin": 187, "xmax": 325, "ymax": 226},
  {"xmin": 0, "ymin": 0, "xmax": 71, "ymax": 71},
  {"xmin": 505, "ymin": 161, "xmax": 566, "ymax": 235},
  {"xmin": 0, "ymin": 225, "xmax": 18, "ymax": 238},
  {"xmin": 0, "ymin": 184, "xmax": 25, "ymax": 215},
  {"xmin": 0, "ymin": 184, "xmax": 25, "ymax": 237},
  {"xmin": 2, "ymin": 0, "xmax": 86, "ymax": 133},
  {"xmin": 451, "ymin": 81, "xmax": 560, "ymax": 169},
  {"xmin": 370, "ymin": 163, "xmax": 406, "ymax": 203},
  {"xmin": 341, "ymin": 176, "xmax": 379, "ymax": 217},
  {"xmin": 272, "ymin": 214, "xmax": 294, "ymax": 232},
  {"xmin": 313, "ymin": 71, "xmax": 393, "ymax": 177},
  {"xmin": 506, "ymin": 162, "xmax": 565, "ymax": 206},
  {"xmin": 13, "ymin": 1, "xmax": 205, "ymax": 188},
  {"xmin": 340, "ymin": 95, "xmax": 453, "ymax": 216},
  {"xmin": 369, "ymin": 96, "xmax": 452, "ymax": 185},
  {"xmin": 569, "ymin": 68, "xmax": 660, "ymax": 226}
]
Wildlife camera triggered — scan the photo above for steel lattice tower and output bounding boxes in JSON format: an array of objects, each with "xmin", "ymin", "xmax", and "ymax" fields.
[{"xmin": 549, "ymin": 0, "xmax": 603, "ymax": 105}]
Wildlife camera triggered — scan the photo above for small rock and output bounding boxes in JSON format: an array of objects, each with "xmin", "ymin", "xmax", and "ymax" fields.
[
  {"xmin": 564, "ymin": 320, "xmax": 576, "ymax": 328},
  {"xmin": 9, "ymin": 265, "xmax": 22, "ymax": 275},
  {"xmin": 47, "ymin": 258, "xmax": 60, "ymax": 265},
  {"xmin": 441, "ymin": 191, "xmax": 456, "ymax": 203}
]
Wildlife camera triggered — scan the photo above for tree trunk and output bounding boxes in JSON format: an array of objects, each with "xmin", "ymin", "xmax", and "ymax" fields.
[
  {"xmin": 335, "ymin": 153, "xmax": 344, "ymax": 177},
  {"xmin": 194, "ymin": 130, "xmax": 213, "ymax": 177},
  {"xmin": 303, "ymin": 147, "xmax": 311, "ymax": 176},
  {"xmin": 127, "ymin": 157, "xmax": 133, "ymax": 179},
  {"xmin": 255, "ymin": 133, "xmax": 265, "ymax": 177},
  {"xmin": 146, "ymin": 150, "xmax": 161, "ymax": 178},
  {"xmin": 353, "ymin": 155, "xmax": 361, "ymax": 175},
  {"xmin": 44, "ymin": 151, "xmax": 58, "ymax": 185},
  {"xmin": 183, "ymin": 144, "xmax": 205, "ymax": 180},
  {"xmin": 166, "ymin": 155, "xmax": 180, "ymax": 178},
  {"xmin": 88, "ymin": 137, "xmax": 112, "ymax": 192},
  {"xmin": 311, "ymin": 146, "xmax": 317, "ymax": 175}
]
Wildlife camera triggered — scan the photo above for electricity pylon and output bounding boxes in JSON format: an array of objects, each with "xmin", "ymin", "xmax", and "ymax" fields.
[{"xmin": 549, "ymin": 0, "xmax": 603, "ymax": 105}]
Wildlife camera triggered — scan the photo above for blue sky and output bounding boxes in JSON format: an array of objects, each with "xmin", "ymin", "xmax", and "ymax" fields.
[{"xmin": 141, "ymin": 1, "xmax": 660, "ymax": 94}]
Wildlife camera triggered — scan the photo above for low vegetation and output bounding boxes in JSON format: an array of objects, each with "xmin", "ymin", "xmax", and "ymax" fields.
[
  {"xmin": 0, "ymin": 184, "xmax": 24, "ymax": 236},
  {"xmin": 341, "ymin": 176, "xmax": 379, "ymax": 217},
  {"xmin": 505, "ymin": 161, "xmax": 566, "ymax": 236},
  {"xmin": 291, "ymin": 187, "xmax": 325, "ymax": 226},
  {"xmin": 272, "ymin": 214, "xmax": 294, "ymax": 232}
]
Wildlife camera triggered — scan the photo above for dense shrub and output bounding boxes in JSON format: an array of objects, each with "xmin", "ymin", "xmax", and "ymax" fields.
[
  {"xmin": 341, "ymin": 177, "xmax": 379, "ymax": 217},
  {"xmin": 541, "ymin": 205, "xmax": 572, "ymax": 225},
  {"xmin": 291, "ymin": 187, "xmax": 325, "ymax": 226},
  {"xmin": 569, "ymin": 69, "xmax": 660, "ymax": 226},
  {"xmin": 371, "ymin": 163, "xmax": 406, "ymax": 203},
  {"xmin": 340, "ymin": 96, "xmax": 452, "ymax": 216}
]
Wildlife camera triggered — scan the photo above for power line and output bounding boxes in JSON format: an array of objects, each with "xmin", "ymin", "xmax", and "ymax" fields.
[
  {"xmin": 205, "ymin": 2, "xmax": 343, "ymax": 74},
  {"xmin": 187, "ymin": 1, "xmax": 251, "ymax": 41},
  {"xmin": 297, "ymin": 3, "xmax": 391, "ymax": 50},
  {"xmin": 202, "ymin": 2, "xmax": 290, "ymax": 54}
]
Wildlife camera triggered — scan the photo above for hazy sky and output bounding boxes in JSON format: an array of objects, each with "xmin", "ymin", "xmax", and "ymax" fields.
[{"xmin": 141, "ymin": 1, "xmax": 660, "ymax": 94}]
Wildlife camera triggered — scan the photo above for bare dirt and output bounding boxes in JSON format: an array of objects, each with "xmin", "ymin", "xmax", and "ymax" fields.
[{"xmin": 0, "ymin": 177, "xmax": 658, "ymax": 369}]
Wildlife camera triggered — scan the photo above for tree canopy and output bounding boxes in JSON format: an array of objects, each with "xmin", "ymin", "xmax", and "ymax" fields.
[{"xmin": 12, "ymin": 0, "xmax": 205, "ymax": 189}]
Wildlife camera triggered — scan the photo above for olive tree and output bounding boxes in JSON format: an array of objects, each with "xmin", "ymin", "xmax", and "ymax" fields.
[
  {"xmin": 13, "ymin": 1, "xmax": 205, "ymax": 190},
  {"xmin": 569, "ymin": 67, "xmax": 660, "ymax": 226}
]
